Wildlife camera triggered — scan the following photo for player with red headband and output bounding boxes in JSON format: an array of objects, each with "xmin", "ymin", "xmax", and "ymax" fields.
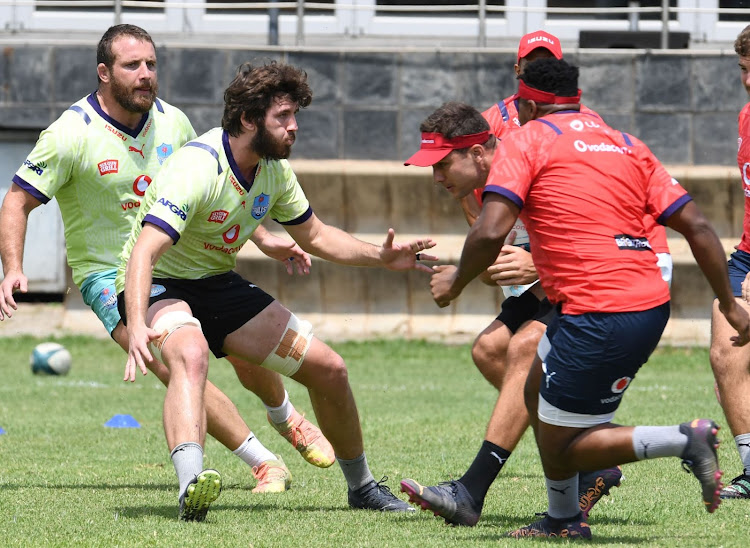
[
  {"xmin": 399, "ymin": 30, "xmax": 648, "ymax": 527},
  {"xmin": 423, "ymin": 57, "xmax": 749, "ymax": 540}
]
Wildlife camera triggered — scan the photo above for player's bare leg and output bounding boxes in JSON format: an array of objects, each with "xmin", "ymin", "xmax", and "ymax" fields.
[
  {"xmin": 524, "ymin": 362, "xmax": 723, "ymax": 523},
  {"xmin": 229, "ymin": 356, "xmax": 285, "ymax": 406},
  {"xmin": 229, "ymin": 355, "xmax": 335, "ymax": 468},
  {"xmin": 114, "ymin": 322, "xmax": 253, "ymax": 449},
  {"xmin": 484, "ymin": 320, "xmax": 541, "ymax": 448},
  {"xmin": 711, "ymin": 299, "xmax": 750, "ymax": 498},
  {"xmin": 113, "ymin": 321, "xmax": 292, "ymax": 491},
  {"xmin": 158, "ymin": 321, "xmax": 209, "ymax": 450},
  {"xmin": 222, "ymin": 303, "xmax": 362, "ymax": 457},
  {"xmin": 290, "ymin": 338, "xmax": 363, "ymax": 458},
  {"xmin": 401, "ymin": 319, "xmax": 541, "ymax": 525},
  {"xmin": 471, "ymin": 320, "xmax": 512, "ymax": 389},
  {"xmin": 152, "ymin": 307, "xmax": 222, "ymax": 520},
  {"xmin": 222, "ymin": 302, "xmax": 413, "ymax": 511}
]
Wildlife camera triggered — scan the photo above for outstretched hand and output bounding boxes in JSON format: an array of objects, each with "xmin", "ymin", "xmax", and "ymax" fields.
[
  {"xmin": 125, "ymin": 323, "xmax": 160, "ymax": 382},
  {"xmin": 0, "ymin": 270, "xmax": 28, "ymax": 321},
  {"xmin": 379, "ymin": 228, "xmax": 438, "ymax": 273},
  {"xmin": 272, "ymin": 241, "xmax": 312, "ymax": 276}
]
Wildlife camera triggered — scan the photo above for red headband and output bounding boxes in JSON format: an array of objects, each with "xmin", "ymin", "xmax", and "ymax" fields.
[
  {"xmin": 517, "ymin": 79, "xmax": 581, "ymax": 104},
  {"xmin": 404, "ymin": 131, "xmax": 490, "ymax": 167}
]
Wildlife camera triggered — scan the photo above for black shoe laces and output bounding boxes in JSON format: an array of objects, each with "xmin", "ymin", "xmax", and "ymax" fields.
[{"xmin": 368, "ymin": 476, "xmax": 397, "ymax": 499}]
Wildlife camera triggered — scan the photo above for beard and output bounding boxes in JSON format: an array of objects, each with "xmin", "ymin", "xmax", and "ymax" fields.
[
  {"xmin": 110, "ymin": 75, "xmax": 158, "ymax": 114},
  {"xmin": 251, "ymin": 119, "xmax": 294, "ymax": 161}
]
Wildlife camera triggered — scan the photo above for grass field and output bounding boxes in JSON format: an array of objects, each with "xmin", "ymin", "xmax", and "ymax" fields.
[{"xmin": 0, "ymin": 336, "xmax": 747, "ymax": 547}]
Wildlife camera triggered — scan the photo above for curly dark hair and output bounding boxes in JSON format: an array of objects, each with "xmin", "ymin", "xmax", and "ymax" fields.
[
  {"xmin": 222, "ymin": 62, "xmax": 313, "ymax": 137},
  {"xmin": 735, "ymin": 25, "xmax": 750, "ymax": 57},
  {"xmin": 418, "ymin": 102, "xmax": 495, "ymax": 152},
  {"xmin": 96, "ymin": 24, "xmax": 154, "ymax": 80},
  {"xmin": 518, "ymin": 58, "xmax": 579, "ymax": 100}
]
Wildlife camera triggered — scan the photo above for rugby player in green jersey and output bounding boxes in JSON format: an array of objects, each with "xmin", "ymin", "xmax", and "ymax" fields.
[
  {"xmin": 117, "ymin": 61, "xmax": 437, "ymax": 520},
  {"xmin": 0, "ymin": 25, "xmax": 334, "ymax": 501}
]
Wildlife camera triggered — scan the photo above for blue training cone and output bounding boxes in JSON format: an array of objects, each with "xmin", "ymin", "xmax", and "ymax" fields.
[
  {"xmin": 0, "ymin": 426, "xmax": 5, "ymax": 434},
  {"xmin": 104, "ymin": 414, "xmax": 141, "ymax": 428}
]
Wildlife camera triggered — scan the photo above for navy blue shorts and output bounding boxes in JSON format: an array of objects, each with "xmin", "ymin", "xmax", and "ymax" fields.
[
  {"xmin": 727, "ymin": 249, "xmax": 750, "ymax": 297},
  {"xmin": 496, "ymin": 291, "xmax": 555, "ymax": 333},
  {"xmin": 118, "ymin": 271, "xmax": 275, "ymax": 358},
  {"xmin": 538, "ymin": 301, "xmax": 670, "ymax": 421}
]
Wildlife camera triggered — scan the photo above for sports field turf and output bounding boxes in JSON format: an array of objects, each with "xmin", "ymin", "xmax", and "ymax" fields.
[{"xmin": 0, "ymin": 336, "xmax": 747, "ymax": 546}]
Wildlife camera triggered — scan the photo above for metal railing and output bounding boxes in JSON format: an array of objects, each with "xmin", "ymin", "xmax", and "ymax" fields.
[{"xmin": 3, "ymin": 1, "xmax": 750, "ymax": 48}]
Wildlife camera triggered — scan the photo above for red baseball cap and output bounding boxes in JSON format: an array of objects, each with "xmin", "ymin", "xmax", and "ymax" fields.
[
  {"xmin": 404, "ymin": 131, "xmax": 490, "ymax": 167},
  {"xmin": 517, "ymin": 30, "xmax": 563, "ymax": 63}
]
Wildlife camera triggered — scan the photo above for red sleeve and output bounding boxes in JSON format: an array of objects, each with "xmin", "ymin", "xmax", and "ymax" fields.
[{"xmin": 638, "ymin": 141, "xmax": 691, "ymax": 224}]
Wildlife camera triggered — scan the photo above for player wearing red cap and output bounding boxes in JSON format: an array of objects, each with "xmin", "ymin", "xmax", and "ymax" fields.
[
  {"xmin": 425, "ymin": 58, "xmax": 749, "ymax": 540},
  {"xmin": 399, "ymin": 30, "xmax": 646, "ymax": 527}
]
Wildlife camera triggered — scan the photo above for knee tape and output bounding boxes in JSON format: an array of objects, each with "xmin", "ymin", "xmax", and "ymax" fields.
[
  {"xmin": 261, "ymin": 314, "xmax": 313, "ymax": 377},
  {"xmin": 149, "ymin": 310, "xmax": 202, "ymax": 364}
]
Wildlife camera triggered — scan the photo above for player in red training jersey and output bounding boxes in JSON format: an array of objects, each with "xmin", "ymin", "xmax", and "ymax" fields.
[
  {"xmin": 412, "ymin": 58, "xmax": 750, "ymax": 539},
  {"xmin": 709, "ymin": 24, "xmax": 750, "ymax": 500},
  {"xmin": 400, "ymin": 30, "xmax": 664, "ymax": 525}
]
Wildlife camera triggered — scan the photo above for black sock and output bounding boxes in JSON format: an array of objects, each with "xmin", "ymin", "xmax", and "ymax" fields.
[{"xmin": 458, "ymin": 440, "xmax": 511, "ymax": 505}]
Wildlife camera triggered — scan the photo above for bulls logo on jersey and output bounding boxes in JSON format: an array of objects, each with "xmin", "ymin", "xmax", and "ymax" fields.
[
  {"xmin": 223, "ymin": 224, "xmax": 240, "ymax": 244},
  {"xmin": 98, "ymin": 287, "xmax": 117, "ymax": 309},
  {"xmin": 251, "ymin": 193, "xmax": 270, "ymax": 220},
  {"xmin": 157, "ymin": 143, "xmax": 173, "ymax": 165},
  {"xmin": 132, "ymin": 175, "xmax": 152, "ymax": 196}
]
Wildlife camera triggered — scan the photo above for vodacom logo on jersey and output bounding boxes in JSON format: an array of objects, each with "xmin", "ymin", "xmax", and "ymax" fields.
[
  {"xmin": 743, "ymin": 162, "xmax": 750, "ymax": 187},
  {"xmin": 132, "ymin": 174, "xmax": 152, "ymax": 196},
  {"xmin": 122, "ymin": 175, "xmax": 152, "ymax": 212},
  {"xmin": 223, "ymin": 224, "xmax": 241, "ymax": 244}
]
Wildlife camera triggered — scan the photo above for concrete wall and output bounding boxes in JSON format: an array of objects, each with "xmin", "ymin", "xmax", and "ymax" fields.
[
  {"xmin": 0, "ymin": 44, "xmax": 747, "ymax": 165},
  {"xmin": 1, "ymin": 43, "xmax": 745, "ymax": 345}
]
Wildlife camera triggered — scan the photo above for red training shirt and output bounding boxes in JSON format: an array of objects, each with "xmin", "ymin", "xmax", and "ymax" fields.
[
  {"xmin": 737, "ymin": 102, "xmax": 750, "ymax": 254},
  {"xmin": 481, "ymin": 97, "xmax": 669, "ymax": 254},
  {"xmin": 483, "ymin": 110, "xmax": 689, "ymax": 314}
]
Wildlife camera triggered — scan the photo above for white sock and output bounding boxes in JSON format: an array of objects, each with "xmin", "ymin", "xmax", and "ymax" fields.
[
  {"xmin": 233, "ymin": 434, "xmax": 277, "ymax": 468},
  {"xmin": 735, "ymin": 433, "xmax": 750, "ymax": 474},
  {"xmin": 545, "ymin": 475, "xmax": 580, "ymax": 519},
  {"xmin": 265, "ymin": 390, "xmax": 293, "ymax": 425},
  {"xmin": 171, "ymin": 442, "xmax": 203, "ymax": 499},
  {"xmin": 632, "ymin": 425, "xmax": 687, "ymax": 460}
]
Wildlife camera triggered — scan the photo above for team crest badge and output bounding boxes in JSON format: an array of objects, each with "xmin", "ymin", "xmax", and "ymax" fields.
[
  {"xmin": 98, "ymin": 287, "xmax": 117, "ymax": 309},
  {"xmin": 251, "ymin": 193, "xmax": 270, "ymax": 220},
  {"xmin": 156, "ymin": 143, "xmax": 173, "ymax": 165},
  {"xmin": 150, "ymin": 284, "xmax": 167, "ymax": 297}
]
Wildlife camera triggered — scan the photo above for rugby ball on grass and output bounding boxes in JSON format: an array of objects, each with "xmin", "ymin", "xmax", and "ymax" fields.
[{"xmin": 30, "ymin": 342, "xmax": 72, "ymax": 376}]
